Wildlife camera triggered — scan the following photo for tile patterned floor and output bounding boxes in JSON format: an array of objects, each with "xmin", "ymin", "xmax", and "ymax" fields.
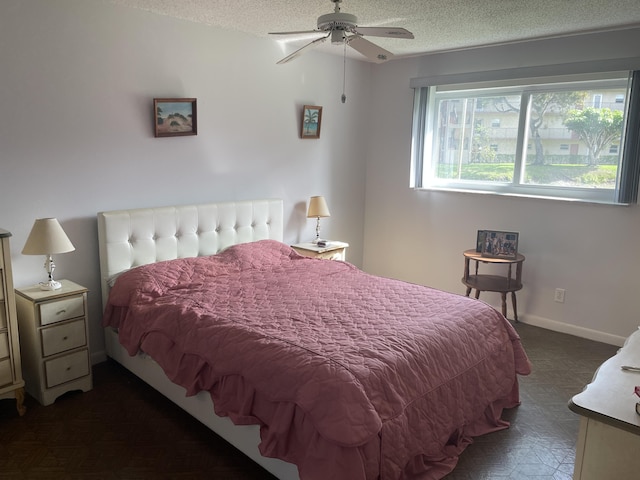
[
  {"xmin": 0, "ymin": 322, "xmax": 619, "ymax": 479},
  {"xmin": 444, "ymin": 322, "xmax": 619, "ymax": 479}
]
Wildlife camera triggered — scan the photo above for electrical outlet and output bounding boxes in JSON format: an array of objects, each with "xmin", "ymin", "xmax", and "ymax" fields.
[{"xmin": 554, "ymin": 288, "xmax": 565, "ymax": 303}]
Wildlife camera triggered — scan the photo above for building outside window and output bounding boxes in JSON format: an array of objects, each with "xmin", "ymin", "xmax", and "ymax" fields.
[{"xmin": 593, "ymin": 93, "xmax": 603, "ymax": 108}]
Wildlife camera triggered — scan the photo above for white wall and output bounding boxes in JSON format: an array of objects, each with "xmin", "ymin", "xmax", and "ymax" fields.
[
  {"xmin": 0, "ymin": 0, "xmax": 371, "ymax": 362},
  {"xmin": 364, "ymin": 27, "xmax": 640, "ymax": 346}
]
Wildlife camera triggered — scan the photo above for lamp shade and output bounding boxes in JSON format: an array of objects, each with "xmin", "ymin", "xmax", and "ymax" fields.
[
  {"xmin": 22, "ymin": 218, "xmax": 75, "ymax": 255},
  {"xmin": 307, "ymin": 196, "xmax": 331, "ymax": 218}
]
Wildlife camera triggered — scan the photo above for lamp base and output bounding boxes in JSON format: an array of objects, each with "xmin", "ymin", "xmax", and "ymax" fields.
[{"xmin": 38, "ymin": 280, "xmax": 62, "ymax": 291}]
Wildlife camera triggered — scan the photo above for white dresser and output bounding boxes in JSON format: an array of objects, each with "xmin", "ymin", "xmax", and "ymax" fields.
[
  {"xmin": 569, "ymin": 328, "xmax": 640, "ymax": 479},
  {"xmin": 0, "ymin": 229, "xmax": 26, "ymax": 415},
  {"xmin": 16, "ymin": 279, "xmax": 92, "ymax": 406}
]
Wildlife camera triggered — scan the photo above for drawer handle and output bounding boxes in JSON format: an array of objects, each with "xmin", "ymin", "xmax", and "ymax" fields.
[
  {"xmin": 56, "ymin": 309, "xmax": 67, "ymax": 316},
  {"xmin": 62, "ymin": 336, "xmax": 68, "ymax": 341},
  {"xmin": 66, "ymin": 367, "xmax": 71, "ymax": 372}
]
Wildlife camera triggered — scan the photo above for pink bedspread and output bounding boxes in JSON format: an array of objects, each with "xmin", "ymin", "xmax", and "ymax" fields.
[{"xmin": 103, "ymin": 240, "xmax": 531, "ymax": 480}]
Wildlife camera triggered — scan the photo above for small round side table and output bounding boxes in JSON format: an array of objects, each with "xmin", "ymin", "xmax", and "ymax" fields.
[{"xmin": 461, "ymin": 249, "xmax": 525, "ymax": 321}]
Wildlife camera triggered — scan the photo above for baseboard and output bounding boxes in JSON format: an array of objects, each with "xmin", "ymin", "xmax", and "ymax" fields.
[{"xmin": 519, "ymin": 315, "xmax": 627, "ymax": 347}]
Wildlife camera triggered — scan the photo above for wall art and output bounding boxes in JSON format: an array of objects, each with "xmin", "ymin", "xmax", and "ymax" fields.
[
  {"xmin": 301, "ymin": 105, "xmax": 322, "ymax": 139},
  {"xmin": 154, "ymin": 98, "xmax": 197, "ymax": 137}
]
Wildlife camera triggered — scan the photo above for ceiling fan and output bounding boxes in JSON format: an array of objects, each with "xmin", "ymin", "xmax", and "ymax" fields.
[{"xmin": 269, "ymin": 0, "xmax": 414, "ymax": 65}]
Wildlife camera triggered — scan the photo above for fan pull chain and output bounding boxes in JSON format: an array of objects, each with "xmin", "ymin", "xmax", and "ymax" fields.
[{"xmin": 341, "ymin": 40, "xmax": 347, "ymax": 103}]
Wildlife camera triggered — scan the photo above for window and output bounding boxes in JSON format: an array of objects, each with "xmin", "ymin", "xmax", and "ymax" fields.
[
  {"xmin": 411, "ymin": 71, "xmax": 640, "ymax": 204},
  {"xmin": 593, "ymin": 94, "xmax": 603, "ymax": 108}
]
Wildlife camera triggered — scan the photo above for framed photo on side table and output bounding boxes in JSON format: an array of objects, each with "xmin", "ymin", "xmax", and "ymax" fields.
[
  {"xmin": 301, "ymin": 105, "xmax": 322, "ymax": 139},
  {"xmin": 476, "ymin": 230, "xmax": 487, "ymax": 253},
  {"xmin": 154, "ymin": 98, "xmax": 197, "ymax": 137},
  {"xmin": 479, "ymin": 230, "xmax": 519, "ymax": 259}
]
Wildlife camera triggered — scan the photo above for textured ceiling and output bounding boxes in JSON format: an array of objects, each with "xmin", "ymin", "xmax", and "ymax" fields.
[{"xmin": 107, "ymin": 0, "xmax": 640, "ymax": 61}]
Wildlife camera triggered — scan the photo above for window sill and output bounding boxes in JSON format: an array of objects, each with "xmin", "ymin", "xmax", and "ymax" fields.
[{"xmin": 414, "ymin": 185, "xmax": 631, "ymax": 206}]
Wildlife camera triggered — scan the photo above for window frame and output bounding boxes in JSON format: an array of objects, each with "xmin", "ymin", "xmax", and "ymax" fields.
[{"xmin": 410, "ymin": 70, "xmax": 640, "ymax": 204}]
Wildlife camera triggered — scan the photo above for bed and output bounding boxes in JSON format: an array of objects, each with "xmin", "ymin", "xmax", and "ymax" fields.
[{"xmin": 98, "ymin": 198, "xmax": 531, "ymax": 480}]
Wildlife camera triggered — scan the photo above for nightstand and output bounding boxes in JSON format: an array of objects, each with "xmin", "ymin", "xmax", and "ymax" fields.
[
  {"xmin": 15, "ymin": 279, "xmax": 92, "ymax": 405},
  {"xmin": 291, "ymin": 241, "xmax": 349, "ymax": 261},
  {"xmin": 461, "ymin": 249, "xmax": 525, "ymax": 321}
]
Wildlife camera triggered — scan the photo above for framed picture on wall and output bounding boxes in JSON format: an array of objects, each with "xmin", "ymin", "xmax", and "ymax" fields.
[
  {"xmin": 301, "ymin": 105, "xmax": 322, "ymax": 139},
  {"xmin": 480, "ymin": 230, "xmax": 519, "ymax": 259},
  {"xmin": 154, "ymin": 98, "xmax": 197, "ymax": 137}
]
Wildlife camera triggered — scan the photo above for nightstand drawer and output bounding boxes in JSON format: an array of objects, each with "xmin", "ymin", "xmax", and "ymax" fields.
[
  {"xmin": 40, "ymin": 319, "xmax": 87, "ymax": 357},
  {"xmin": 0, "ymin": 332, "xmax": 8, "ymax": 358},
  {"xmin": 39, "ymin": 295, "xmax": 84, "ymax": 326},
  {"xmin": 44, "ymin": 349, "xmax": 90, "ymax": 388},
  {"xmin": 0, "ymin": 358, "xmax": 12, "ymax": 386},
  {"xmin": 315, "ymin": 250, "xmax": 345, "ymax": 260}
]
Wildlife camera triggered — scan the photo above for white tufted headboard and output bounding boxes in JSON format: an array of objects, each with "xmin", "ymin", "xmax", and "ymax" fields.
[{"xmin": 97, "ymin": 199, "xmax": 284, "ymax": 309}]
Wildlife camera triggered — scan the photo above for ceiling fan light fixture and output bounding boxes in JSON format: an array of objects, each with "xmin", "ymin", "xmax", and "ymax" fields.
[
  {"xmin": 317, "ymin": 12, "xmax": 358, "ymax": 32},
  {"xmin": 331, "ymin": 29, "xmax": 346, "ymax": 44},
  {"xmin": 270, "ymin": 0, "xmax": 413, "ymax": 64}
]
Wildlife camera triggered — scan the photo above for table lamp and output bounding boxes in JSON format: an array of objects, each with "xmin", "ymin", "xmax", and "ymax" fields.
[
  {"xmin": 22, "ymin": 218, "xmax": 75, "ymax": 291},
  {"xmin": 307, "ymin": 196, "xmax": 330, "ymax": 243}
]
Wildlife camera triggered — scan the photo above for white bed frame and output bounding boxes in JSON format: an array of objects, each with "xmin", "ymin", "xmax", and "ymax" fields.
[{"xmin": 97, "ymin": 199, "xmax": 299, "ymax": 480}]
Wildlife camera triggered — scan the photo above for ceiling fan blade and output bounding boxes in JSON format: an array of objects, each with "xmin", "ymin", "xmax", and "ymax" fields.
[
  {"xmin": 347, "ymin": 35, "xmax": 394, "ymax": 63},
  {"xmin": 276, "ymin": 33, "xmax": 330, "ymax": 64},
  {"xmin": 353, "ymin": 26, "xmax": 414, "ymax": 39},
  {"xmin": 269, "ymin": 30, "xmax": 322, "ymax": 36}
]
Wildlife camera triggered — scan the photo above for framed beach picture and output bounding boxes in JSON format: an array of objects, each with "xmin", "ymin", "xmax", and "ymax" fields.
[
  {"xmin": 301, "ymin": 105, "xmax": 322, "ymax": 139},
  {"xmin": 154, "ymin": 98, "xmax": 197, "ymax": 137},
  {"xmin": 480, "ymin": 230, "xmax": 519, "ymax": 259}
]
